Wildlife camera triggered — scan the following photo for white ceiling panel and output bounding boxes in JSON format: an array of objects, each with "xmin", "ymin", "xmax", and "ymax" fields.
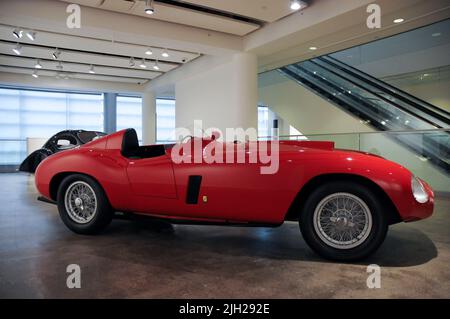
[
  {"xmin": 0, "ymin": 55, "xmax": 160, "ymax": 79},
  {"xmin": 183, "ymin": 0, "xmax": 297, "ymax": 23},
  {"xmin": 0, "ymin": 42, "xmax": 174, "ymax": 73},
  {"xmin": 0, "ymin": 66, "xmax": 147, "ymax": 83},
  {"xmin": 0, "ymin": 24, "xmax": 199, "ymax": 65},
  {"xmin": 59, "ymin": 0, "xmax": 260, "ymax": 36}
]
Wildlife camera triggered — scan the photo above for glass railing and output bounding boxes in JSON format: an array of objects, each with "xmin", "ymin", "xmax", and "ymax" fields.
[{"xmin": 262, "ymin": 129, "xmax": 450, "ymax": 193}]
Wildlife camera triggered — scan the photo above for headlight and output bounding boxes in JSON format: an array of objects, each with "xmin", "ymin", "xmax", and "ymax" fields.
[{"xmin": 411, "ymin": 175, "xmax": 429, "ymax": 203}]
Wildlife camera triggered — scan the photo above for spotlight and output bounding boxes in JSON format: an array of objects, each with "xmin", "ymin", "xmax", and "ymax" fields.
[
  {"xmin": 145, "ymin": 48, "xmax": 153, "ymax": 55},
  {"xmin": 290, "ymin": 0, "xmax": 302, "ymax": 10},
  {"xmin": 139, "ymin": 59, "xmax": 147, "ymax": 68},
  {"xmin": 393, "ymin": 18, "xmax": 404, "ymax": 23},
  {"xmin": 52, "ymin": 48, "xmax": 61, "ymax": 60},
  {"xmin": 26, "ymin": 31, "xmax": 36, "ymax": 41},
  {"xmin": 161, "ymin": 50, "xmax": 169, "ymax": 58},
  {"xmin": 89, "ymin": 65, "xmax": 95, "ymax": 74},
  {"xmin": 34, "ymin": 59, "xmax": 42, "ymax": 69},
  {"xmin": 12, "ymin": 43, "xmax": 22, "ymax": 55},
  {"xmin": 144, "ymin": 0, "xmax": 154, "ymax": 15},
  {"xmin": 309, "ymin": 46, "xmax": 317, "ymax": 50},
  {"xmin": 12, "ymin": 28, "xmax": 23, "ymax": 39},
  {"xmin": 129, "ymin": 57, "xmax": 136, "ymax": 67},
  {"xmin": 153, "ymin": 60, "xmax": 160, "ymax": 70},
  {"xmin": 32, "ymin": 70, "xmax": 39, "ymax": 78}
]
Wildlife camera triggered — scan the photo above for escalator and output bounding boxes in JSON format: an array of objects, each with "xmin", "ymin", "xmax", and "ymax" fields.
[{"xmin": 279, "ymin": 55, "xmax": 450, "ymax": 174}]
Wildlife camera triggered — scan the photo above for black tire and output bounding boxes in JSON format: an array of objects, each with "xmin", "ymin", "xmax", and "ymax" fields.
[
  {"xmin": 57, "ymin": 174, "xmax": 113, "ymax": 234},
  {"xmin": 299, "ymin": 181, "xmax": 388, "ymax": 261}
]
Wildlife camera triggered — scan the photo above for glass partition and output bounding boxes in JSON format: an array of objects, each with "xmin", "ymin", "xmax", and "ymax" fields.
[{"xmin": 273, "ymin": 129, "xmax": 450, "ymax": 193}]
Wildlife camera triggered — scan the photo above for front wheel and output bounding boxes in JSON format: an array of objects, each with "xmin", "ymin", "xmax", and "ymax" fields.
[
  {"xmin": 299, "ymin": 181, "xmax": 388, "ymax": 261},
  {"xmin": 57, "ymin": 174, "xmax": 113, "ymax": 234}
]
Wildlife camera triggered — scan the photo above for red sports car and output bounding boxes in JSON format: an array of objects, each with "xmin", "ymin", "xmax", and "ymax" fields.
[{"xmin": 35, "ymin": 128, "xmax": 434, "ymax": 261}]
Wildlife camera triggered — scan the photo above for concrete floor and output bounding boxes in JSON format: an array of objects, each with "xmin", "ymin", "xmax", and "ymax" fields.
[{"xmin": 0, "ymin": 173, "xmax": 449, "ymax": 298}]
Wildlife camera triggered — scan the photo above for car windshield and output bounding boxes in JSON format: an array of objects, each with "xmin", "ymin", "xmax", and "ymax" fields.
[{"xmin": 77, "ymin": 131, "xmax": 106, "ymax": 144}]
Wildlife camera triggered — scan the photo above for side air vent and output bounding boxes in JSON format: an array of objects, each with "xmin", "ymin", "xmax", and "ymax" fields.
[{"xmin": 186, "ymin": 175, "xmax": 202, "ymax": 204}]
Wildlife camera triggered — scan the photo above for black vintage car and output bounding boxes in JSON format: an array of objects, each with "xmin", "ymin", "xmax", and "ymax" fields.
[{"xmin": 19, "ymin": 130, "xmax": 106, "ymax": 173}]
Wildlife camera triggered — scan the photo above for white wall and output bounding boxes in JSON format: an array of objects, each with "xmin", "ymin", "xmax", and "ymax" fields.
[{"xmin": 389, "ymin": 77, "xmax": 450, "ymax": 113}]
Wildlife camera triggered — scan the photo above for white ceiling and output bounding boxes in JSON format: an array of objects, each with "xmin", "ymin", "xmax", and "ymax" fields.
[
  {"xmin": 0, "ymin": 0, "xmax": 301, "ymax": 84},
  {"xmin": 0, "ymin": 19, "xmax": 200, "ymax": 84},
  {"xmin": 58, "ymin": 0, "xmax": 299, "ymax": 36},
  {"xmin": 182, "ymin": 0, "xmax": 298, "ymax": 23},
  {"xmin": 1, "ymin": 0, "xmax": 448, "ymax": 88}
]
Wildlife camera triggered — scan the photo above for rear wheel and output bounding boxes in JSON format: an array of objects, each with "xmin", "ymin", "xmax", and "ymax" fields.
[
  {"xmin": 299, "ymin": 181, "xmax": 388, "ymax": 261},
  {"xmin": 57, "ymin": 174, "xmax": 113, "ymax": 234}
]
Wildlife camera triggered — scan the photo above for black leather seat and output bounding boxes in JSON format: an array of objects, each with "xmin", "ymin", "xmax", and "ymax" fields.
[{"xmin": 121, "ymin": 128, "xmax": 140, "ymax": 158}]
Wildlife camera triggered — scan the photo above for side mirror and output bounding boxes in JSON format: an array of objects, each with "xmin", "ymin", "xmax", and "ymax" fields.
[{"xmin": 211, "ymin": 131, "xmax": 221, "ymax": 140}]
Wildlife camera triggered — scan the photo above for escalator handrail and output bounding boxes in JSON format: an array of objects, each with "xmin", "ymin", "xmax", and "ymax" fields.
[
  {"xmin": 304, "ymin": 59, "xmax": 446, "ymax": 128},
  {"xmin": 281, "ymin": 66, "xmax": 413, "ymax": 131},
  {"xmin": 321, "ymin": 55, "xmax": 450, "ymax": 122}
]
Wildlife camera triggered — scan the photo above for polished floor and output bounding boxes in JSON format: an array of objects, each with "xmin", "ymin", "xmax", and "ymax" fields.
[{"xmin": 0, "ymin": 173, "xmax": 449, "ymax": 298}]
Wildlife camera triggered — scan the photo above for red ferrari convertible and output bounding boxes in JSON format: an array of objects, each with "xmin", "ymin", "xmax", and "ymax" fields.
[{"xmin": 35, "ymin": 128, "xmax": 434, "ymax": 261}]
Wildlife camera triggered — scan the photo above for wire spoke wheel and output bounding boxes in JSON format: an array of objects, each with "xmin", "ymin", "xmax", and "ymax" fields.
[
  {"xmin": 313, "ymin": 192, "xmax": 372, "ymax": 249},
  {"xmin": 64, "ymin": 181, "xmax": 98, "ymax": 224}
]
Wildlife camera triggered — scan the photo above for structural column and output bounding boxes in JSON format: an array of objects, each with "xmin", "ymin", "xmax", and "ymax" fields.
[
  {"xmin": 175, "ymin": 52, "xmax": 258, "ymax": 141},
  {"xmin": 231, "ymin": 52, "xmax": 258, "ymax": 133},
  {"xmin": 142, "ymin": 91, "xmax": 156, "ymax": 145},
  {"xmin": 103, "ymin": 93, "xmax": 117, "ymax": 134}
]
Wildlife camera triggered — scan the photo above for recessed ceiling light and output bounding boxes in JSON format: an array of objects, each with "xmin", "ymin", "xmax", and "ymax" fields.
[
  {"xmin": 144, "ymin": 0, "xmax": 154, "ymax": 14},
  {"xmin": 153, "ymin": 60, "xmax": 160, "ymax": 70},
  {"xmin": 162, "ymin": 50, "xmax": 169, "ymax": 58},
  {"xmin": 129, "ymin": 57, "xmax": 135, "ymax": 67},
  {"xmin": 89, "ymin": 65, "xmax": 96, "ymax": 74},
  {"xmin": 393, "ymin": 18, "xmax": 404, "ymax": 23},
  {"xmin": 26, "ymin": 31, "xmax": 36, "ymax": 41},
  {"xmin": 432, "ymin": 32, "xmax": 441, "ymax": 37},
  {"xmin": 34, "ymin": 59, "xmax": 42, "ymax": 69},
  {"xmin": 12, "ymin": 28, "xmax": 23, "ymax": 39},
  {"xmin": 52, "ymin": 48, "xmax": 61, "ymax": 60},
  {"xmin": 309, "ymin": 46, "xmax": 317, "ymax": 51},
  {"xmin": 139, "ymin": 59, "xmax": 147, "ymax": 68},
  {"xmin": 32, "ymin": 70, "xmax": 39, "ymax": 78},
  {"xmin": 12, "ymin": 43, "xmax": 22, "ymax": 55},
  {"xmin": 145, "ymin": 48, "xmax": 153, "ymax": 55},
  {"xmin": 290, "ymin": 0, "xmax": 302, "ymax": 10}
]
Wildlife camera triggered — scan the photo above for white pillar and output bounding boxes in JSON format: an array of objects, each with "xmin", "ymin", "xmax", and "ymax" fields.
[
  {"xmin": 175, "ymin": 52, "xmax": 258, "ymax": 141},
  {"xmin": 142, "ymin": 92, "xmax": 156, "ymax": 145},
  {"xmin": 232, "ymin": 52, "xmax": 258, "ymax": 132}
]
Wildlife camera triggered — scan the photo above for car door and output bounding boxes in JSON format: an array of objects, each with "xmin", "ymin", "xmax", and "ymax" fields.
[
  {"xmin": 169, "ymin": 139, "xmax": 295, "ymax": 223},
  {"xmin": 126, "ymin": 154, "xmax": 177, "ymax": 199}
]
